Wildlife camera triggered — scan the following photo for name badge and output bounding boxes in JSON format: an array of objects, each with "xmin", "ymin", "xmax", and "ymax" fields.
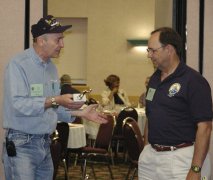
[
  {"xmin": 30, "ymin": 84, "xmax": 43, "ymax": 97},
  {"xmin": 146, "ymin": 88, "xmax": 156, "ymax": 101}
]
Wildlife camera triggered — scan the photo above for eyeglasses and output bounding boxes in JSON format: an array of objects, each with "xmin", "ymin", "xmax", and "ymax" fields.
[{"xmin": 146, "ymin": 46, "xmax": 165, "ymax": 54}]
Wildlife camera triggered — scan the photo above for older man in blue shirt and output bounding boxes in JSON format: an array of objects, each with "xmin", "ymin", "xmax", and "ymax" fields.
[{"xmin": 2, "ymin": 15, "xmax": 107, "ymax": 180}]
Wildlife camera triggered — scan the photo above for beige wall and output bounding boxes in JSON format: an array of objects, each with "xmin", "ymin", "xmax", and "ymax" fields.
[
  {"xmin": 53, "ymin": 18, "xmax": 88, "ymax": 84},
  {"xmin": 187, "ymin": 0, "xmax": 200, "ymax": 71},
  {"xmin": 49, "ymin": 0, "xmax": 156, "ymax": 97},
  {"xmin": 0, "ymin": 1, "xmax": 25, "ymax": 179},
  {"xmin": 155, "ymin": 0, "xmax": 173, "ymax": 29},
  {"xmin": 203, "ymin": 0, "xmax": 213, "ymax": 89},
  {"xmin": 203, "ymin": 0, "xmax": 213, "ymax": 178}
]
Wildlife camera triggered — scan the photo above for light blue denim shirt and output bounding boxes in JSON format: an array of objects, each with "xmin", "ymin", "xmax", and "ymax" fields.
[{"xmin": 3, "ymin": 47, "xmax": 75, "ymax": 134}]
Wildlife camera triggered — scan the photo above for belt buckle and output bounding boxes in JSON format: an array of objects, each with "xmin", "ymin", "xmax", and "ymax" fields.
[
  {"xmin": 170, "ymin": 146, "xmax": 177, "ymax": 151},
  {"xmin": 160, "ymin": 145, "xmax": 165, "ymax": 151},
  {"xmin": 156, "ymin": 144, "xmax": 177, "ymax": 151}
]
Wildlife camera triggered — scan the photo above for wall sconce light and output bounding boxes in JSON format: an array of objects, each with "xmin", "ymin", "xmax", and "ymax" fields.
[{"xmin": 127, "ymin": 39, "xmax": 148, "ymax": 46}]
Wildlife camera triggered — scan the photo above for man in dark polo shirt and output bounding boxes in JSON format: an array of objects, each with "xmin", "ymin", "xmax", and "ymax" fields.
[{"xmin": 138, "ymin": 27, "xmax": 212, "ymax": 180}]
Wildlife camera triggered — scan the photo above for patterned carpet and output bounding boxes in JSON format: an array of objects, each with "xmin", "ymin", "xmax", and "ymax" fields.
[{"xmin": 55, "ymin": 155, "xmax": 138, "ymax": 180}]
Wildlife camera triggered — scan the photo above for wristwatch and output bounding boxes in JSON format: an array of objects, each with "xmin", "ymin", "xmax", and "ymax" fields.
[
  {"xmin": 191, "ymin": 165, "xmax": 201, "ymax": 173},
  {"xmin": 51, "ymin": 97, "xmax": 59, "ymax": 108}
]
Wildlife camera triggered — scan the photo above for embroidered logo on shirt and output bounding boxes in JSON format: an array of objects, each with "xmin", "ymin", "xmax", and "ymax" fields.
[{"xmin": 168, "ymin": 83, "xmax": 181, "ymax": 97}]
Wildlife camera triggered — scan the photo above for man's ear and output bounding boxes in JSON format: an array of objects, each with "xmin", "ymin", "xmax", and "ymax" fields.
[
  {"xmin": 37, "ymin": 35, "xmax": 47, "ymax": 46},
  {"xmin": 166, "ymin": 44, "xmax": 176, "ymax": 56}
]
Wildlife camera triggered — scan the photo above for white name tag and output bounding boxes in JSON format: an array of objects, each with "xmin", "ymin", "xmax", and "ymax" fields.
[
  {"xmin": 30, "ymin": 84, "xmax": 43, "ymax": 97},
  {"xmin": 146, "ymin": 88, "xmax": 156, "ymax": 101}
]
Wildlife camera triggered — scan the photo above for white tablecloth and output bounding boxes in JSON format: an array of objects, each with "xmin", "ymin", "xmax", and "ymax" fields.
[
  {"xmin": 135, "ymin": 108, "xmax": 147, "ymax": 135},
  {"xmin": 67, "ymin": 123, "xmax": 86, "ymax": 148},
  {"xmin": 82, "ymin": 120, "xmax": 100, "ymax": 139}
]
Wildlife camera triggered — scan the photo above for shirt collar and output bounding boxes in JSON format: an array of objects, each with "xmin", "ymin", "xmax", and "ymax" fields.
[
  {"xmin": 29, "ymin": 47, "xmax": 51, "ymax": 66},
  {"xmin": 155, "ymin": 61, "xmax": 187, "ymax": 82},
  {"xmin": 168, "ymin": 61, "xmax": 187, "ymax": 78}
]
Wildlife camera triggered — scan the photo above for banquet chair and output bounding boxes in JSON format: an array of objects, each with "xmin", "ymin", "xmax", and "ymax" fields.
[
  {"xmin": 123, "ymin": 117, "xmax": 144, "ymax": 180},
  {"xmin": 112, "ymin": 107, "xmax": 138, "ymax": 158},
  {"xmin": 55, "ymin": 122, "xmax": 70, "ymax": 180},
  {"xmin": 80, "ymin": 114, "xmax": 116, "ymax": 180}
]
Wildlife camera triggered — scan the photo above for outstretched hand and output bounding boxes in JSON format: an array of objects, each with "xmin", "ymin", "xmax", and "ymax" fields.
[{"xmin": 80, "ymin": 104, "xmax": 108, "ymax": 124}]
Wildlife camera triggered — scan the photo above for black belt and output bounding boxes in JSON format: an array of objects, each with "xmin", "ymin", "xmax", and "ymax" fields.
[{"xmin": 151, "ymin": 142, "xmax": 194, "ymax": 152}]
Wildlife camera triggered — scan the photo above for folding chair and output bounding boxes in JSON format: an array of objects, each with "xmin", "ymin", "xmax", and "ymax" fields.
[
  {"xmin": 80, "ymin": 114, "xmax": 116, "ymax": 179},
  {"xmin": 123, "ymin": 117, "xmax": 144, "ymax": 180}
]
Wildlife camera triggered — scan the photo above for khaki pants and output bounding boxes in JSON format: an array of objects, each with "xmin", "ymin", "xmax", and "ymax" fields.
[{"xmin": 138, "ymin": 144, "xmax": 211, "ymax": 180}]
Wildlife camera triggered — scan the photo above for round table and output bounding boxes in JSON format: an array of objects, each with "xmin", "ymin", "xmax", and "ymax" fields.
[
  {"xmin": 82, "ymin": 120, "xmax": 100, "ymax": 139},
  {"xmin": 135, "ymin": 108, "xmax": 147, "ymax": 135}
]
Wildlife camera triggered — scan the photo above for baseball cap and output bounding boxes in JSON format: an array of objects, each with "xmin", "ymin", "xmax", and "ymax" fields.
[{"xmin": 31, "ymin": 15, "xmax": 72, "ymax": 38}]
